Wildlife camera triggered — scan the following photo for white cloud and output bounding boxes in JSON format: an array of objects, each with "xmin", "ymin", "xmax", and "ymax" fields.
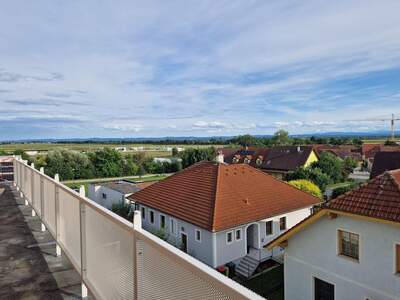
[{"xmin": 1, "ymin": 1, "xmax": 400, "ymax": 139}]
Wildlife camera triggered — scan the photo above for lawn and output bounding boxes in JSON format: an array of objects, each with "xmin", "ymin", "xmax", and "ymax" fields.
[
  {"xmin": 326, "ymin": 181, "xmax": 353, "ymax": 190},
  {"xmin": 241, "ymin": 264, "xmax": 284, "ymax": 299}
]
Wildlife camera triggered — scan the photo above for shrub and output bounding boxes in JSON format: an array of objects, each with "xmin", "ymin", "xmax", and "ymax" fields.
[
  {"xmin": 111, "ymin": 200, "xmax": 133, "ymax": 221},
  {"xmin": 288, "ymin": 179, "xmax": 322, "ymax": 198}
]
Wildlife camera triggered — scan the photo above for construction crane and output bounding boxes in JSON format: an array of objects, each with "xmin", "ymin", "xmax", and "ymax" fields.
[{"xmin": 347, "ymin": 114, "xmax": 400, "ymax": 140}]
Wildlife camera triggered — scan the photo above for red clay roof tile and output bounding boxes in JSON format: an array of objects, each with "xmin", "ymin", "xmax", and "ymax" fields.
[{"xmin": 328, "ymin": 169, "xmax": 400, "ymax": 223}]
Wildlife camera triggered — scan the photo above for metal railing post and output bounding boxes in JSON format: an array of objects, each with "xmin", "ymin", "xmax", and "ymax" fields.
[
  {"xmin": 133, "ymin": 210, "xmax": 142, "ymax": 300},
  {"xmin": 31, "ymin": 163, "xmax": 36, "ymax": 217},
  {"xmin": 40, "ymin": 167, "xmax": 46, "ymax": 232},
  {"xmin": 54, "ymin": 174, "xmax": 61, "ymax": 257},
  {"xmin": 79, "ymin": 185, "xmax": 88, "ymax": 298}
]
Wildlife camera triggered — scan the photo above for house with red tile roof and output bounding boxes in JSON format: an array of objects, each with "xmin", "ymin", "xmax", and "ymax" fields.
[
  {"xmin": 267, "ymin": 169, "xmax": 400, "ymax": 300},
  {"xmin": 130, "ymin": 161, "xmax": 320, "ymax": 277},
  {"xmin": 217, "ymin": 145, "xmax": 319, "ymax": 179}
]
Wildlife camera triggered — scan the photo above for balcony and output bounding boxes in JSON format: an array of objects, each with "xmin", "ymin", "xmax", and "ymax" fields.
[{"xmin": 2, "ymin": 157, "xmax": 264, "ymax": 300}]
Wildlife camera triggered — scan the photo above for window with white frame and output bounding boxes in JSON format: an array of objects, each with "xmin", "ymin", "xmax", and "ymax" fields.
[
  {"xmin": 141, "ymin": 207, "xmax": 146, "ymax": 220},
  {"xmin": 338, "ymin": 230, "xmax": 359, "ymax": 260},
  {"xmin": 226, "ymin": 231, "xmax": 233, "ymax": 244},
  {"xmin": 195, "ymin": 229, "xmax": 201, "ymax": 242},
  {"xmin": 150, "ymin": 210, "xmax": 155, "ymax": 224},
  {"xmin": 170, "ymin": 218, "xmax": 176, "ymax": 235},
  {"xmin": 235, "ymin": 229, "xmax": 242, "ymax": 241},
  {"xmin": 160, "ymin": 214, "xmax": 166, "ymax": 229}
]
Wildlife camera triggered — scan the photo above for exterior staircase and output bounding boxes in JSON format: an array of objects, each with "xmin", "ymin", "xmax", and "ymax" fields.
[{"xmin": 236, "ymin": 255, "xmax": 259, "ymax": 278}]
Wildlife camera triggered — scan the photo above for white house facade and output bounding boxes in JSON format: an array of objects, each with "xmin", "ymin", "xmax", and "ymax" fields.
[
  {"xmin": 268, "ymin": 169, "xmax": 400, "ymax": 300},
  {"xmin": 131, "ymin": 161, "xmax": 320, "ymax": 276},
  {"xmin": 137, "ymin": 203, "xmax": 313, "ymax": 268}
]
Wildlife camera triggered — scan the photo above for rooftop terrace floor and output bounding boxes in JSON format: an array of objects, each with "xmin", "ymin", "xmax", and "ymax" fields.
[{"xmin": 0, "ymin": 182, "xmax": 84, "ymax": 299}]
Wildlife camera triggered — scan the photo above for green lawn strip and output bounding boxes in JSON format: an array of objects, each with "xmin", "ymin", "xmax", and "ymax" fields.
[
  {"xmin": 241, "ymin": 264, "xmax": 284, "ymax": 299},
  {"xmin": 326, "ymin": 181, "xmax": 352, "ymax": 189}
]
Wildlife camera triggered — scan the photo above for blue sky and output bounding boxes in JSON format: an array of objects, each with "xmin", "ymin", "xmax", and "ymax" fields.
[{"xmin": 1, "ymin": 1, "xmax": 400, "ymax": 140}]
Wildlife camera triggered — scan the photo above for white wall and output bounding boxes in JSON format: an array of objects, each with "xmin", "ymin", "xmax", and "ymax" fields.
[
  {"xmin": 137, "ymin": 204, "xmax": 216, "ymax": 267},
  {"xmin": 214, "ymin": 206, "xmax": 313, "ymax": 266},
  {"xmin": 285, "ymin": 215, "xmax": 400, "ymax": 300},
  {"xmin": 88, "ymin": 184, "xmax": 126, "ymax": 209}
]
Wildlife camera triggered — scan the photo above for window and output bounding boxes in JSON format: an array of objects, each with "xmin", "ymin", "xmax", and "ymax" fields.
[
  {"xmin": 235, "ymin": 229, "xmax": 242, "ymax": 241},
  {"xmin": 338, "ymin": 230, "xmax": 359, "ymax": 260},
  {"xmin": 102, "ymin": 193, "xmax": 107, "ymax": 199},
  {"xmin": 195, "ymin": 229, "xmax": 201, "ymax": 242},
  {"xmin": 395, "ymin": 244, "xmax": 400, "ymax": 274},
  {"xmin": 279, "ymin": 217, "xmax": 286, "ymax": 231},
  {"xmin": 226, "ymin": 231, "xmax": 233, "ymax": 244},
  {"xmin": 141, "ymin": 207, "xmax": 146, "ymax": 220},
  {"xmin": 265, "ymin": 221, "xmax": 273, "ymax": 235},
  {"xmin": 314, "ymin": 277, "xmax": 334, "ymax": 300},
  {"xmin": 170, "ymin": 218, "xmax": 176, "ymax": 235},
  {"xmin": 160, "ymin": 215, "xmax": 166, "ymax": 229},
  {"xmin": 150, "ymin": 210, "xmax": 155, "ymax": 224}
]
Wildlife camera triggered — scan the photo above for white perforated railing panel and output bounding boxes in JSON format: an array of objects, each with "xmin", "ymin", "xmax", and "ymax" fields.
[
  {"xmin": 43, "ymin": 177, "xmax": 56, "ymax": 236},
  {"xmin": 32, "ymin": 171, "xmax": 41, "ymax": 215},
  {"xmin": 137, "ymin": 238, "xmax": 234, "ymax": 300},
  {"xmin": 24, "ymin": 168, "xmax": 32, "ymax": 203},
  {"xmin": 85, "ymin": 205, "xmax": 134, "ymax": 300},
  {"xmin": 58, "ymin": 188, "xmax": 81, "ymax": 270}
]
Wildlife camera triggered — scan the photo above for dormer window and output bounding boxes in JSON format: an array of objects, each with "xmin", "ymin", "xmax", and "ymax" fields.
[
  {"xmin": 244, "ymin": 157, "xmax": 250, "ymax": 164},
  {"xmin": 232, "ymin": 156, "xmax": 240, "ymax": 163},
  {"xmin": 256, "ymin": 158, "xmax": 263, "ymax": 166}
]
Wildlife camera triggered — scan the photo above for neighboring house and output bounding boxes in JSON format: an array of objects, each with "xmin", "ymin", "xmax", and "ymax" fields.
[
  {"xmin": 312, "ymin": 144, "xmax": 362, "ymax": 161},
  {"xmin": 0, "ymin": 156, "xmax": 14, "ymax": 181},
  {"xmin": 130, "ymin": 161, "xmax": 320, "ymax": 277},
  {"xmin": 370, "ymin": 151, "xmax": 400, "ymax": 178},
  {"xmin": 218, "ymin": 146, "xmax": 319, "ymax": 179},
  {"xmin": 362, "ymin": 144, "xmax": 400, "ymax": 167},
  {"xmin": 88, "ymin": 180, "xmax": 156, "ymax": 209},
  {"xmin": 267, "ymin": 169, "xmax": 400, "ymax": 300}
]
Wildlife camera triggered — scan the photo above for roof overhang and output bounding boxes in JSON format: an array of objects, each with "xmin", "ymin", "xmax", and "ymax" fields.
[{"xmin": 265, "ymin": 208, "xmax": 400, "ymax": 250}]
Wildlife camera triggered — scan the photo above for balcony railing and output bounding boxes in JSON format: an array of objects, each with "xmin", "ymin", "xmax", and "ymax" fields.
[{"xmin": 13, "ymin": 158, "xmax": 264, "ymax": 300}]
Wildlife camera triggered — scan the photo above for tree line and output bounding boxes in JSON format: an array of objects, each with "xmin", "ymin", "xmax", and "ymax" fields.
[{"xmin": 21, "ymin": 148, "xmax": 182, "ymax": 181}]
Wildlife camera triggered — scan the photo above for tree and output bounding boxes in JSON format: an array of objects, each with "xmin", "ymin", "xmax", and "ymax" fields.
[
  {"xmin": 88, "ymin": 148, "xmax": 123, "ymax": 178},
  {"xmin": 285, "ymin": 167, "xmax": 331, "ymax": 191},
  {"xmin": 45, "ymin": 149, "xmax": 95, "ymax": 180},
  {"xmin": 271, "ymin": 130, "xmax": 291, "ymax": 145},
  {"xmin": 288, "ymin": 179, "xmax": 322, "ymax": 198},
  {"xmin": 171, "ymin": 147, "xmax": 179, "ymax": 156},
  {"xmin": 179, "ymin": 147, "xmax": 216, "ymax": 168},
  {"xmin": 13, "ymin": 149, "xmax": 30, "ymax": 161},
  {"xmin": 229, "ymin": 134, "xmax": 259, "ymax": 147},
  {"xmin": 342, "ymin": 157, "xmax": 357, "ymax": 177},
  {"xmin": 310, "ymin": 152, "xmax": 344, "ymax": 183}
]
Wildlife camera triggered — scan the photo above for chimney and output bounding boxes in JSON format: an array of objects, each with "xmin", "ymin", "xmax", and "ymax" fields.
[{"xmin": 215, "ymin": 151, "xmax": 224, "ymax": 163}]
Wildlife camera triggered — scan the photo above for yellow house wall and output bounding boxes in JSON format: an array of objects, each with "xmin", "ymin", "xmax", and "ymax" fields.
[{"xmin": 304, "ymin": 150, "xmax": 318, "ymax": 167}]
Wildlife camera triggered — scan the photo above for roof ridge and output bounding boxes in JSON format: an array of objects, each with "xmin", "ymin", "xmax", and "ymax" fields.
[
  {"xmin": 211, "ymin": 163, "xmax": 221, "ymax": 232},
  {"xmin": 387, "ymin": 170, "xmax": 400, "ymax": 195}
]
